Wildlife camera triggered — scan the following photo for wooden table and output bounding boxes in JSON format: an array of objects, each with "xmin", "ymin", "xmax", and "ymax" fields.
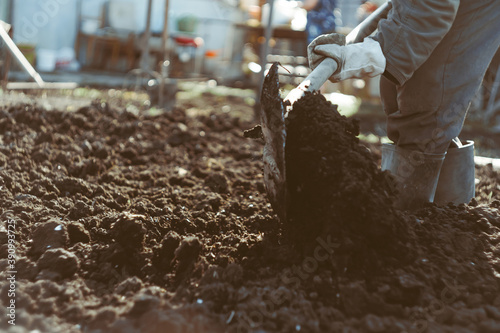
[{"xmin": 75, "ymin": 32, "xmax": 137, "ymax": 71}]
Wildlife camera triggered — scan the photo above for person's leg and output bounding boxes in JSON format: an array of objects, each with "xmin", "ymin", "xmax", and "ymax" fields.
[
  {"xmin": 379, "ymin": 75, "xmax": 398, "ymax": 116},
  {"xmin": 385, "ymin": 0, "xmax": 500, "ymax": 154},
  {"xmin": 379, "ymin": 1, "xmax": 500, "ymax": 208}
]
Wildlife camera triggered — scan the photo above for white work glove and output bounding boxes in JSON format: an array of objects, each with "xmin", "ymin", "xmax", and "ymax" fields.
[{"xmin": 308, "ymin": 33, "xmax": 386, "ymax": 82}]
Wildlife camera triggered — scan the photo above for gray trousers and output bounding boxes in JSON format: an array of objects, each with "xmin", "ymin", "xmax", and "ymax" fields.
[{"xmin": 380, "ymin": 0, "xmax": 500, "ymax": 154}]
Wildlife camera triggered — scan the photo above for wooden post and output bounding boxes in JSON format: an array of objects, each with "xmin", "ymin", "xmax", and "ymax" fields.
[
  {"xmin": 1, "ymin": 24, "xmax": 13, "ymax": 88},
  {"xmin": 0, "ymin": 20, "xmax": 44, "ymax": 87}
]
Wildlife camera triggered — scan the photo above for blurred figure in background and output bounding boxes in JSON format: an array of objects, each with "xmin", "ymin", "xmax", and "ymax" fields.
[{"xmin": 301, "ymin": 0, "xmax": 336, "ymax": 44}]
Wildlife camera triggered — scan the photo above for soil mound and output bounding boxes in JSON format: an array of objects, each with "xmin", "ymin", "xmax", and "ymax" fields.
[{"xmin": 285, "ymin": 91, "xmax": 400, "ymax": 245}]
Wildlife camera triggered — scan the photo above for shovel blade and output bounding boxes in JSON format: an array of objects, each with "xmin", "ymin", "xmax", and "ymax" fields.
[{"xmin": 260, "ymin": 63, "xmax": 287, "ymax": 221}]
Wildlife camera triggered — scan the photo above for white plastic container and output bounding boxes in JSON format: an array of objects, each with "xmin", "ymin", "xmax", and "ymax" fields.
[{"xmin": 36, "ymin": 48, "xmax": 57, "ymax": 72}]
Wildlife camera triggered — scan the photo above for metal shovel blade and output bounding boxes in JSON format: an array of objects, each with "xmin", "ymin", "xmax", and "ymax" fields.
[{"xmin": 260, "ymin": 62, "xmax": 287, "ymax": 222}]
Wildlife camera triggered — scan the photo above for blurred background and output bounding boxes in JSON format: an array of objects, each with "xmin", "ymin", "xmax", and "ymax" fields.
[{"xmin": 0, "ymin": 0, "xmax": 498, "ymax": 133}]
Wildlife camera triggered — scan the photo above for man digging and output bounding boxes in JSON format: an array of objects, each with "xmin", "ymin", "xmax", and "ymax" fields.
[{"xmin": 308, "ymin": 0, "xmax": 500, "ymax": 210}]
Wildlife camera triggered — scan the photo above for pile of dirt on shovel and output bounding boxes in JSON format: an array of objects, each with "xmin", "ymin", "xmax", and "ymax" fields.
[{"xmin": 285, "ymin": 91, "xmax": 404, "ymax": 247}]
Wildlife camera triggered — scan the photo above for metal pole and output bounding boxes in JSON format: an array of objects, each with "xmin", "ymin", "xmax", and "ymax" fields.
[
  {"xmin": 139, "ymin": 0, "xmax": 154, "ymax": 72},
  {"xmin": 158, "ymin": 0, "xmax": 170, "ymax": 108},
  {"xmin": 161, "ymin": 0, "xmax": 170, "ymax": 63},
  {"xmin": 8, "ymin": 0, "xmax": 14, "ymax": 23},
  {"xmin": 254, "ymin": 0, "xmax": 275, "ymax": 117}
]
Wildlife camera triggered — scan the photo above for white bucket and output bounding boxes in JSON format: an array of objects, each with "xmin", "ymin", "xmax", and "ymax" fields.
[{"xmin": 37, "ymin": 48, "xmax": 57, "ymax": 72}]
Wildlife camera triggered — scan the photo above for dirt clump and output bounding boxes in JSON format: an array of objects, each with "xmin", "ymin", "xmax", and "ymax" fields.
[
  {"xmin": 30, "ymin": 218, "xmax": 69, "ymax": 257},
  {"xmin": 37, "ymin": 248, "xmax": 80, "ymax": 280},
  {"xmin": 110, "ymin": 212, "xmax": 147, "ymax": 250}
]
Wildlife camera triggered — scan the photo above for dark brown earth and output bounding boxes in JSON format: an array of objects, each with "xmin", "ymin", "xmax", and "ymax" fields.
[
  {"xmin": 0, "ymin": 85, "xmax": 500, "ymax": 333},
  {"xmin": 285, "ymin": 91, "xmax": 401, "ymax": 246}
]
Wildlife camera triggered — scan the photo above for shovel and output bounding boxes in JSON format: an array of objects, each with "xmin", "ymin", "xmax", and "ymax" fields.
[{"xmin": 259, "ymin": 1, "xmax": 392, "ymax": 222}]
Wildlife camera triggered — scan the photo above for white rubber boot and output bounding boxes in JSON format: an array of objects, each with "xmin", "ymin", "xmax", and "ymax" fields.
[
  {"xmin": 381, "ymin": 143, "xmax": 446, "ymax": 210},
  {"xmin": 434, "ymin": 140, "xmax": 475, "ymax": 205}
]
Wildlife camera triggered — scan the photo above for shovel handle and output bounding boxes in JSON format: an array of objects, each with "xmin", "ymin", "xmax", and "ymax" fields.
[
  {"xmin": 346, "ymin": 1, "xmax": 392, "ymax": 45},
  {"xmin": 284, "ymin": 1, "xmax": 392, "ymax": 105},
  {"xmin": 301, "ymin": 57, "xmax": 339, "ymax": 93},
  {"xmin": 284, "ymin": 58, "xmax": 338, "ymax": 105}
]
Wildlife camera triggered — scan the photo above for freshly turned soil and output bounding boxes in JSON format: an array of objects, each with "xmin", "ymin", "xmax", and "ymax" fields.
[
  {"xmin": 0, "ymin": 89, "xmax": 500, "ymax": 333},
  {"xmin": 285, "ymin": 91, "xmax": 401, "ymax": 246}
]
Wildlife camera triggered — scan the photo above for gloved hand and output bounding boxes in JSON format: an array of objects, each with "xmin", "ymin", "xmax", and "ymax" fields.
[{"xmin": 308, "ymin": 33, "xmax": 386, "ymax": 82}]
